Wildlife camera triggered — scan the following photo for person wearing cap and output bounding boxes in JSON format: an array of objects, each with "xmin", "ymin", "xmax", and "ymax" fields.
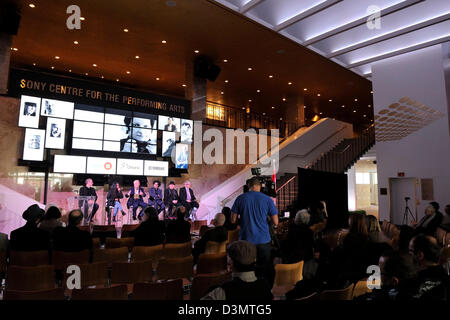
[
  {"xmin": 10, "ymin": 204, "xmax": 50, "ymax": 251},
  {"xmin": 148, "ymin": 180, "xmax": 165, "ymax": 215},
  {"xmin": 231, "ymin": 177, "xmax": 278, "ymax": 286},
  {"xmin": 202, "ymin": 240, "xmax": 273, "ymax": 300},
  {"xmin": 164, "ymin": 181, "xmax": 179, "ymax": 219}
]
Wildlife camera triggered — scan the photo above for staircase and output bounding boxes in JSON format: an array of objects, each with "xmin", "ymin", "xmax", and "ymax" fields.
[{"xmin": 275, "ymin": 125, "xmax": 375, "ymax": 213}]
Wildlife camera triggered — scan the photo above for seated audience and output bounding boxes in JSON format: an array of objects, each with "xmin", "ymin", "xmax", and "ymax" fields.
[
  {"xmin": 38, "ymin": 206, "xmax": 65, "ymax": 235},
  {"xmin": 0, "ymin": 232, "xmax": 9, "ymax": 253},
  {"xmin": 440, "ymin": 204, "xmax": 450, "ymax": 230},
  {"xmin": 411, "ymin": 205, "xmax": 443, "ymax": 236},
  {"xmin": 366, "ymin": 215, "xmax": 392, "ymax": 265},
  {"xmin": 53, "ymin": 209, "xmax": 93, "ymax": 252},
  {"xmin": 222, "ymin": 206, "xmax": 237, "ymax": 231},
  {"xmin": 193, "ymin": 213, "xmax": 228, "ymax": 263},
  {"xmin": 10, "ymin": 204, "xmax": 50, "ymax": 251},
  {"xmin": 367, "ymin": 215, "xmax": 390, "ymax": 243},
  {"xmin": 308, "ymin": 201, "xmax": 327, "ymax": 226},
  {"xmin": 282, "ymin": 209, "xmax": 314, "ymax": 264},
  {"xmin": 202, "ymin": 240, "xmax": 273, "ymax": 300},
  {"xmin": 132, "ymin": 206, "xmax": 165, "ymax": 246},
  {"xmin": 398, "ymin": 225, "xmax": 415, "ymax": 254},
  {"xmin": 409, "ymin": 234, "xmax": 449, "ymax": 300},
  {"xmin": 165, "ymin": 206, "xmax": 191, "ymax": 243},
  {"xmin": 356, "ymin": 250, "xmax": 420, "ymax": 301}
]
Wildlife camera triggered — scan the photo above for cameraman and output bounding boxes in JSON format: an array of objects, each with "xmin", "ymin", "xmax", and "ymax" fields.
[{"xmin": 231, "ymin": 177, "xmax": 278, "ymax": 287}]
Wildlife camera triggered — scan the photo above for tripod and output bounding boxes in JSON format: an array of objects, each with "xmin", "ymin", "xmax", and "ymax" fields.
[{"xmin": 402, "ymin": 198, "xmax": 415, "ymax": 225}]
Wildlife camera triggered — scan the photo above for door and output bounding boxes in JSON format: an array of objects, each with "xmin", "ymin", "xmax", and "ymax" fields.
[{"xmin": 389, "ymin": 178, "xmax": 418, "ymax": 225}]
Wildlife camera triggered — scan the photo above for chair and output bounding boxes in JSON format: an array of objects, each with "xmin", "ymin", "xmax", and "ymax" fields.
[
  {"xmin": 0, "ymin": 250, "xmax": 6, "ymax": 275},
  {"xmin": 204, "ymin": 241, "xmax": 227, "ymax": 254},
  {"xmin": 52, "ymin": 250, "xmax": 91, "ymax": 271},
  {"xmin": 436, "ymin": 228, "xmax": 446, "ymax": 246},
  {"xmin": 6, "ymin": 265, "xmax": 56, "ymax": 291},
  {"xmin": 132, "ymin": 279, "xmax": 183, "ymax": 300},
  {"xmin": 157, "ymin": 256, "xmax": 193, "ymax": 280},
  {"xmin": 273, "ymin": 261, "xmax": 304, "ymax": 287},
  {"xmin": 132, "ymin": 244, "xmax": 164, "ymax": 262},
  {"xmin": 71, "ymin": 285, "xmax": 128, "ymax": 300},
  {"xmin": 439, "ymin": 247, "xmax": 450, "ymax": 266},
  {"xmin": 106, "ymin": 237, "xmax": 135, "ymax": 250},
  {"xmin": 164, "ymin": 242, "xmax": 192, "ymax": 259},
  {"xmin": 4, "ymin": 288, "xmax": 65, "ymax": 300},
  {"xmin": 191, "ymin": 220, "xmax": 207, "ymax": 232},
  {"xmin": 190, "ymin": 272, "xmax": 232, "ymax": 300},
  {"xmin": 296, "ymin": 292, "xmax": 319, "ymax": 301},
  {"xmin": 93, "ymin": 247, "xmax": 129, "ymax": 266},
  {"xmin": 9, "ymin": 250, "xmax": 50, "ymax": 266},
  {"xmin": 196, "ymin": 253, "xmax": 228, "ymax": 274},
  {"xmin": 78, "ymin": 225, "xmax": 91, "ymax": 233},
  {"xmin": 63, "ymin": 262, "xmax": 109, "ymax": 289},
  {"xmin": 320, "ymin": 284, "xmax": 354, "ymax": 300},
  {"xmin": 227, "ymin": 229, "xmax": 239, "ymax": 244},
  {"xmin": 93, "ymin": 237, "xmax": 101, "ymax": 249},
  {"xmin": 121, "ymin": 224, "xmax": 139, "ymax": 238},
  {"xmin": 199, "ymin": 225, "xmax": 212, "ymax": 237},
  {"xmin": 352, "ymin": 279, "xmax": 372, "ymax": 299},
  {"xmin": 111, "ymin": 260, "xmax": 154, "ymax": 285},
  {"xmin": 92, "ymin": 225, "xmax": 117, "ymax": 244}
]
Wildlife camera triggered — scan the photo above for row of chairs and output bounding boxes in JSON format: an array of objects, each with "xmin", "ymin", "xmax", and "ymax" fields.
[
  {"xmin": 297, "ymin": 279, "xmax": 372, "ymax": 301},
  {"xmin": 436, "ymin": 227, "xmax": 450, "ymax": 247},
  {"xmin": 322, "ymin": 229, "xmax": 349, "ymax": 250}
]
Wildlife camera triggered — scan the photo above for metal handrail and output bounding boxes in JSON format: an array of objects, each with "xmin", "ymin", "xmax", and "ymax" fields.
[{"xmin": 276, "ymin": 175, "xmax": 296, "ymax": 193}]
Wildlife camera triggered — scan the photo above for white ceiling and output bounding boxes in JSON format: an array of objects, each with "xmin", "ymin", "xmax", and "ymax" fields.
[{"xmin": 213, "ymin": 0, "xmax": 450, "ymax": 80}]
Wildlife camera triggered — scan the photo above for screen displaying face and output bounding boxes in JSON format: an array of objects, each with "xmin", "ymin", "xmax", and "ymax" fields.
[
  {"xmin": 162, "ymin": 131, "xmax": 176, "ymax": 157},
  {"xmin": 175, "ymin": 143, "xmax": 189, "ymax": 169},
  {"xmin": 41, "ymin": 98, "xmax": 74, "ymax": 119},
  {"xmin": 180, "ymin": 119, "xmax": 193, "ymax": 144},
  {"xmin": 158, "ymin": 115, "xmax": 180, "ymax": 132},
  {"xmin": 45, "ymin": 117, "xmax": 66, "ymax": 149},
  {"xmin": 23, "ymin": 128, "xmax": 45, "ymax": 161},
  {"xmin": 18, "ymin": 95, "xmax": 41, "ymax": 128}
]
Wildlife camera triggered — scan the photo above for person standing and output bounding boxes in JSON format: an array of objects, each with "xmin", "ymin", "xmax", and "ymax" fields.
[
  {"xmin": 126, "ymin": 180, "xmax": 148, "ymax": 220},
  {"xmin": 107, "ymin": 182, "xmax": 126, "ymax": 223},
  {"xmin": 164, "ymin": 181, "xmax": 179, "ymax": 219},
  {"xmin": 179, "ymin": 180, "xmax": 199, "ymax": 220},
  {"xmin": 79, "ymin": 178, "xmax": 99, "ymax": 224},
  {"xmin": 231, "ymin": 177, "xmax": 278, "ymax": 286},
  {"xmin": 148, "ymin": 180, "xmax": 165, "ymax": 215}
]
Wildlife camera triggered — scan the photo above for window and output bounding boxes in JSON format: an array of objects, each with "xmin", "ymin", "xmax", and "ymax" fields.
[{"xmin": 206, "ymin": 104, "xmax": 225, "ymax": 121}]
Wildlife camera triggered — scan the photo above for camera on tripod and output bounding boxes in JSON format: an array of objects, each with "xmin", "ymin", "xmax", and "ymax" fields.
[{"xmin": 244, "ymin": 167, "xmax": 276, "ymax": 198}]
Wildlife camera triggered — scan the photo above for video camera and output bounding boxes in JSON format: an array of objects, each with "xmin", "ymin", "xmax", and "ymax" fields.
[{"xmin": 244, "ymin": 168, "xmax": 276, "ymax": 198}]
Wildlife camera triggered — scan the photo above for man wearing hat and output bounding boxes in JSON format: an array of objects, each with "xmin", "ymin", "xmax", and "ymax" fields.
[
  {"xmin": 202, "ymin": 240, "xmax": 273, "ymax": 300},
  {"xmin": 164, "ymin": 181, "xmax": 179, "ymax": 219},
  {"xmin": 148, "ymin": 180, "xmax": 165, "ymax": 215},
  {"xmin": 10, "ymin": 204, "xmax": 50, "ymax": 251}
]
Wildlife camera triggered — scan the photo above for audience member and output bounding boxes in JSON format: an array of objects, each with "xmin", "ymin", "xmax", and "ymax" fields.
[
  {"xmin": 132, "ymin": 206, "xmax": 165, "ymax": 246},
  {"xmin": 282, "ymin": 209, "xmax": 314, "ymax": 264},
  {"xmin": 10, "ymin": 204, "xmax": 50, "ymax": 251},
  {"xmin": 0, "ymin": 232, "xmax": 9, "ymax": 253},
  {"xmin": 222, "ymin": 206, "xmax": 237, "ymax": 231},
  {"xmin": 398, "ymin": 225, "xmax": 415, "ymax": 254},
  {"xmin": 53, "ymin": 209, "xmax": 93, "ymax": 252},
  {"xmin": 409, "ymin": 234, "xmax": 448, "ymax": 300},
  {"xmin": 38, "ymin": 206, "xmax": 65, "ymax": 235},
  {"xmin": 165, "ymin": 206, "xmax": 191, "ymax": 243},
  {"xmin": 366, "ymin": 215, "xmax": 393, "ymax": 265},
  {"xmin": 202, "ymin": 240, "xmax": 273, "ymax": 300},
  {"xmin": 231, "ymin": 177, "xmax": 278, "ymax": 286},
  {"xmin": 193, "ymin": 213, "xmax": 228, "ymax": 263},
  {"xmin": 411, "ymin": 205, "xmax": 443, "ymax": 236},
  {"xmin": 308, "ymin": 201, "xmax": 327, "ymax": 226},
  {"xmin": 440, "ymin": 204, "xmax": 450, "ymax": 230}
]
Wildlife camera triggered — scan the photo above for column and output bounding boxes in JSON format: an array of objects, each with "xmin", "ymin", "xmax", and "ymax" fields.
[{"xmin": 0, "ymin": 32, "xmax": 12, "ymax": 94}]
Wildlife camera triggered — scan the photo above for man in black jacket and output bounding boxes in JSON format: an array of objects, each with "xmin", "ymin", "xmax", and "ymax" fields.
[
  {"xmin": 179, "ymin": 180, "xmax": 199, "ymax": 219},
  {"xmin": 79, "ymin": 178, "xmax": 99, "ymax": 224},
  {"xmin": 10, "ymin": 204, "xmax": 49, "ymax": 251},
  {"xmin": 53, "ymin": 209, "xmax": 93, "ymax": 252},
  {"xmin": 412, "ymin": 205, "xmax": 443, "ymax": 236},
  {"xmin": 164, "ymin": 181, "xmax": 179, "ymax": 219},
  {"xmin": 192, "ymin": 213, "xmax": 228, "ymax": 263},
  {"xmin": 132, "ymin": 207, "xmax": 165, "ymax": 246}
]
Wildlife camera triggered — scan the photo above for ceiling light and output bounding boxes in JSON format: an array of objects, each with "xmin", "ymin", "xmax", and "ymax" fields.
[
  {"xmin": 329, "ymin": 99, "xmax": 332, "ymax": 102},
  {"xmin": 364, "ymin": 115, "xmax": 367, "ymax": 117},
  {"xmin": 248, "ymin": 99, "xmax": 252, "ymax": 102},
  {"xmin": 263, "ymin": 113, "xmax": 266, "ymax": 115},
  {"xmin": 11, "ymin": 48, "xmax": 18, "ymax": 51},
  {"xmin": 32, "ymin": 63, "xmax": 36, "ymax": 66},
  {"xmin": 242, "ymin": 107, "xmax": 245, "ymax": 110},
  {"xmin": 320, "ymin": 112, "xmax": 323, "ymax": 115},
  {"xmin": 116, "ymin": 79, "xmax": 119, "ymax": 82},
  {"xmin": 126, "ymin": 71, "xmax": 130, "ymax": 74},
  {"xmin": 123, "ymin": 28, "xmax": 129, "ymax": 32},
  {"xmin": 354, "ymin": 98, "xmax": 358, "ymax": 102},
  {"xmin": 162, "ymin": 40, "xmax": 167, "ymax": 44},
  {"xmin": 29, "ymin": 4, "xmax": 35, "ymax": 8},
  {"xmin": 257, "ymin": 89, "xmax": 261, "ymax": 93},
  {"xmin": 353, "ymin": 110, "xmax": 357, "ymax": 113},
  {"xmin": 223, "ymin": 59, "xmax": 228, "ymax": 63},
  {"xmin": 93, "ymin": 64, "xmax": 97, "ymax": 67},
  {"xmin": 80, "ymin": 17, "xmax": 85, "ymax": 21},
  {"xmin": 248, "ymin": 67, "xmax": 253, "ymax": 71},
  {"xmin": 85, "ymin": 73, "xmax": 89, "ymax": 76},
  {"xmin": 269, "ymin": 75, "xmax": 273, "ymax": 78},
  {"xmin": 371, "ymin": 91, "xmax": 374, "ymax": 94},
  {"xmin": 280, "ymin": 117, "xmax": 283, "ymax": 120},
  {"xmin": 272, "ymin": 106, "xmax": 275, "ymax": 109},
  {"xmin": 69, "ymin": 70, "xmax": 72, "ymax": 72},
  {"xmin": 342, "ymin": 105, "xmax": 345, "ymax": 108},
  {"xmin": 156, "ymin": 77, "xmax": 160, "ymax": 80},
  {"xmin": 194, "ymin": 50, "xmax": 199, "ymax": 54},
  {"xmin": 282, "ymin": 98, "xmax": 286, "ymax": 101},
  {"xmin": 135, "ymin": 55, "xmax": 140, "ymax": 59},
  {"xmin": 288, "ymin": 82, "xmax": 292, "ymax": 85},
  {"xmin": 182, "ymin": 84, "xmax": 186, "ymax": 87},
  {"xmin": 303, "ymin": 88, "xmax": 307, "ymax": 91},
  {"xmin": 225, "ymin": 80, "xmax": 228, "ymax": 83},
  {"xmin": 317, "ymin": 93, "xmax": 321, "ymax": 97},
  {"xmin": 55, "ymin": 56, "xmax": 60, "ymax": 59},
  {"xmin": 51, "ymin": 66, "xmax": 54, "ymax": 69},
  {"xmin": 221, "ymin": 92, "xmax": 224, "ymax": 95},
  {"xmin": 368, "ymin": 104, "xmax": 371, "ymax": 107},
  {"xmin": 101, "ymin": 76, "xmax": 104, "ymax": 79},
  {"xmin": 73, "ymin": 41, "xmax": 79, "ymax": 45},
  {"xmin": 304, "ymin": 106, "xmax": 306, "ymax": 108}
]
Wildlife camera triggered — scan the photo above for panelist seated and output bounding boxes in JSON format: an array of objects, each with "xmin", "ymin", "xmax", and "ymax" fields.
[
  {"xmin": 126, "ymin": 179, "xmax": 148, "ymax": 220},
  {"xmin": 148, "ymin": 180, "xmax": 165, "ymax": 214},
  {"xmin": 164, "ymin": 181, "xmax": 179, "ymax": 219},
  {"xmin": 179, "ymin": 180, "xmax": 199, "ymax": 219}
]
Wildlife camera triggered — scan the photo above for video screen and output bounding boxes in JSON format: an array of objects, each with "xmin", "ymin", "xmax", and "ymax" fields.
[
  {"xmin": 23, "ymin": 128, "xmax": 45, "ymax": 161},
  {"xmin": 119, "ymin": 116, "xmax": 158, "ymax": 154},
  {"xmin": 45, "ymin": 117, "xmax": 66, "ymax": 149},
  {"xmin": 41, "ymin": 98, "xmax": 74, "ymax": 119},
  {"xmin": 162, "ymin": 131, "xmax": 176, "ymax": 157},
  {"xmin": 175, "ymin": 143, "xmax": 189, "ymax": 169},
  {"xmin": 158, "ymin": 115, "xmax": 180, "ymax": 132},
  {"xmin": 72, "ymin": 138, "xmax": 103, "ymax": 151},
  {"xmin": 180, "ymin": 119, "xmax": 193, "ymax": 144},
  {"xmin": 18, "ymin": 95, "xmax": 41, "ymax": 128}
]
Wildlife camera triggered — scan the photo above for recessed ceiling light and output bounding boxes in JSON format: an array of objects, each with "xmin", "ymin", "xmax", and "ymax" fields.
[
  {"xmin": 162, "ymin": 40, "xmax": 167, "ymax": 44},
  {"xmin": 55, "ymin": 56, "xmax": 60, "ymax": 59},
  {"xmin": 342, "ymin": 105, "xmax": 345, "ymax": 108},
  {"xmin": 368, "ymin": 104, "xmax": 371, "ymax": 107},
  {"xmin": 29, "ymin": 4, "xmax": 35, "ymax": 8},
  {"xmin": 182, "ymin": 84, "xmax": 186, "ymax": 87},
  {"xmin": 371, "ymin": 91, "xmax": 373, "ymax": 94},
  {"xmin": 304, "ymin": 106, "xmax": 306, "ymax": 108},
  {"xmin": 69, "ymin": 69, "xmax": 72, "ymax": 72},
  {"xmin": 272, "ymin": 106, "xmax": 275, "ymax": 109},
  {"xmin": 263, "ymin": 113, "xmax": 266, "ymax": 115},
  {"xmin": 256, "ymin": 89, "xmax": 261, "ymax": 93},
  {"xmin": 223, "ymin": 59, "xmax": 228, "ymax": 63},
  {"xmin": 123, "ymin": 28, "xmax": 129, "ymax": 32},
  {"xmin": 282, "ymin": 98, "xmax": 286, "ymax": 101},
  {"xmin": 353, "ymin": 110, "xmax": 357, "ymax": 113},
  {"xmin": 269, "ymin": 75, "xmax": 273, "ymax": 78},
  {"xmin": 126, "ymin": 71, "xmax": 130, "ymax": 74},
  {"xmin": 135, "ymin": 55, "xmax": 140, "ymax": 59},
  {"xmin": 51, "ymin": 66, "xmax": 54, "ymax": 69},
  {"xmin": 11, "ymin": 47, "xmax": 18, "ymax": 51},
  {"xmin": 329, "ymin": 99, "xmax": 332, "ymax": 102},
  {"xmin": 242, "ymin": 107, "xmax": 245, "ymax": 110},
  {"xmin": 85, "ymin": 73, "xmax": 89, "ymax": 76},
  {"xmin": 225, "ymin": 80, "xmax": 228, "ymax": 83},
  {"xmin": 73, "ymin": 41, "xmax": 79, "ymax": 45},
  {"xmin": 363, "ymin": 115, "xmax": 367, "ymax": 117},
  {"xmin": 32, "ymin": 63, "xmax": 36, "ymax": 66},
  {"xmin": 288, "ymin": 82, "xmax": 292, "ymax": 85},
  {"xmin": 116, "ymin": 79, "xmax": 119, "ymax": 82},
  {"xmin": 156, "ymin": 77, "xmax": 160, "ymax": 81},
  {"xmin": 194, "ymin": 50, "xmax": 199, "ymax": 54},
  {"xmin": 354, "ymin": 98, "xmax": 358, "ymax": 101},
  {"xmin": 93, "ymin": 64, "xmax": 97, "ymax": 67},
  {"xmin": 248, "ymin": 67, "xmax": 252, "ymax": 71},
  {"xmin": 280, "ymin": 117, "xmax": 283, "ymax": 120},
  {"xmin": 317, "ymin": 93, "xmax": 321, "ymax": 97},
  {"xmin": 248, "ymin": 99, "xmax": 252, "ymax": 102},
  {"xmin": 80, "ymin": 17, "xmax": 85, "ymax": 21},
  {"xmin": 303, "ymin": 88, "xmax": 307, "ymax": 91},
  {"xmin": 320, "ymin": 112, "xmax": 323, "ymax": 115},
  {"xmin": 221, "ymin": 91, "xmax": 224, "ymax": 94},
  {"xmin": 101, "ymin": 76, "xmax": 104, "ymax": 79}
]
